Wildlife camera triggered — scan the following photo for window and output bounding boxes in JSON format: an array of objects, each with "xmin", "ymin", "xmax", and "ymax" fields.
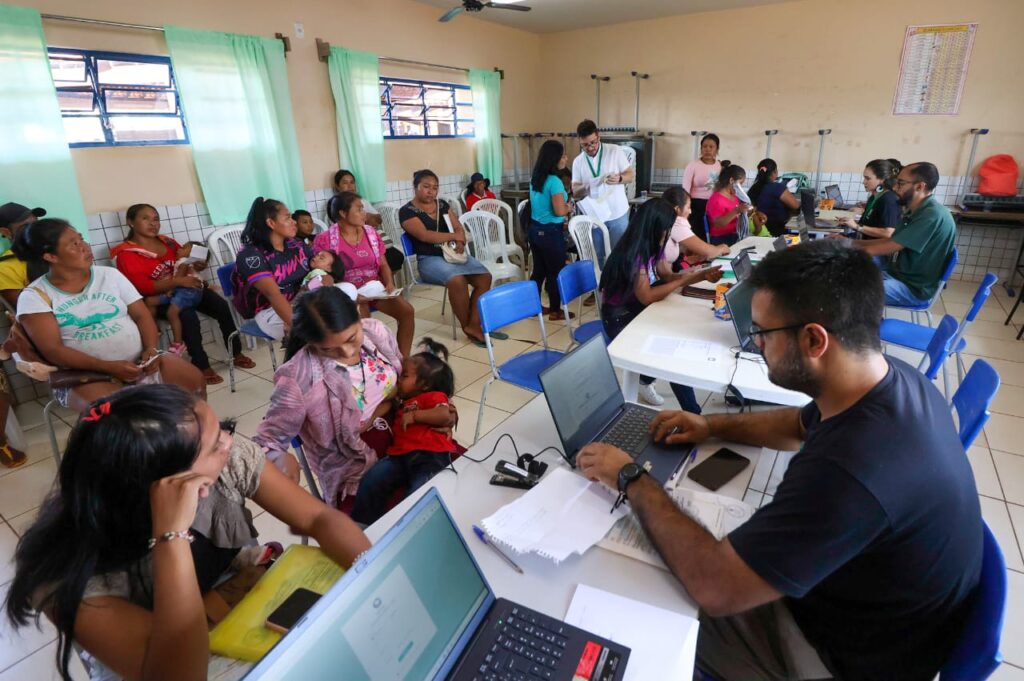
[
  {"xmin": 48, "ymin": 48, "xmax": 189, "ymax": 147},
  {"xmin": 380, "ymin": 77, "xmax": 474, "ymax": 139}
]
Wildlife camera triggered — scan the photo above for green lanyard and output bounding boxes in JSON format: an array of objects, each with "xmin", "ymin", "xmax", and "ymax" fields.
[
  {"xmin": 862, "ymin": 191, "xmax": 881, "ymax": 223},
  {"xmin": 585, "ymin": 145, "xmax": 603, "ymax": 179}
]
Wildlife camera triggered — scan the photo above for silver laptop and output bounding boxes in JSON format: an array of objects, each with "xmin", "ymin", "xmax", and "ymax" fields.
[
  {"xmin": 799, "ymin": 190, "xmax": 837, "ymax": 230},
  {"xmin": 725, "ymin": 279, "xmax": 758, "ymax": 354},
  {"xmin": 824, "ymin": 184, "xmax": 854, "ymax": 210},
  {"xmin": 244, "ymin": 488, "xmax": 629, "ymax": 681},
  {"xmin": 538, "ymin": 335, "xmax": 691, "ymax": 484}
]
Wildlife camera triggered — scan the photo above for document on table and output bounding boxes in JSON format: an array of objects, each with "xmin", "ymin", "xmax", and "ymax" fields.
[
  {"xmin": 480, "ymin": 467, "xmax": 626, "ymax": 564},
  {"xmin": 565, "ymin": 584, "xmax": 700, "ymax": 681},
  {"xmin": 598, "ymin": 488, "xmax": 755, "ymax": 570},
  {"xmin": 642, "ymin": 336, "xmax": 725, "ymax": 364}
]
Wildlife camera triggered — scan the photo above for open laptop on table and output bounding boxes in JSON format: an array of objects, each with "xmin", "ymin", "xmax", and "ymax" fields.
[
  {"xmin": 539, "ymin": 335, "xmax": 692, "ymax": 485},
  {"xmin": 244, "ymin": 488, "xmax": 630, "ymax": 681},
  {"xmin": 823, "ymin": 184, "xmax": 855, "ymax": 210},
  {"xmin": 724, "ymin": 279, "xmax": 758, "ymax": 355},
  {"xmin": 799, "ymin": 190, "xmax": 840, "ymax": 230}
]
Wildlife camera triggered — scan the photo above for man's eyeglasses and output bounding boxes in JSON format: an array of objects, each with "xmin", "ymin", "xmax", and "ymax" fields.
[
  {"xmin": 748, "ymin": 323, "xmax": 806, "ymax": 342},
  {"xmin": 893, "ymin": 178, "xmax": 916, "ymax": 189}
]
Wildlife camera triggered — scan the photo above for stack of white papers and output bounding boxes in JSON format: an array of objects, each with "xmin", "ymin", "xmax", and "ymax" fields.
[{"xmin": 480, "ymin": 468, "xmax": 626, "ymax": 564}]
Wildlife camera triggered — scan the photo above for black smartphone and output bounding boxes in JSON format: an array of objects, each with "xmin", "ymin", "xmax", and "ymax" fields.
[
  {"xmin": 686, "ymin": 447, "xmax": 750, "ymax": 491},
  {"xmin": 489, "ymin": 473, "xmax": 536, "ymax": 490},
  {"xmin": 265, "ymin": 588, "xmax": 322, "ymax": 635}
]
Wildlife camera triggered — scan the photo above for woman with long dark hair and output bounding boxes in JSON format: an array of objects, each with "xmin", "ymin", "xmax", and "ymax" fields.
[
  {"xmin": 234, "ymin": 197, "xmax": 312, "ymax": 340},
  {"xmin": 112, "ymin": 203, "xmax": 255, "ymax": 385},
  {"xmin": 4, "ymin": 384, "xmax": 369, "ymax": 681},
  {"xmin": 681, "ymin": 133, "xmax": 722, "ymax": 241},
  {"xmin": 13, "ymin": 219, "xmax": 204, "ymax": 412},
  {"xmin": 529, "ymin": 139, "xmax": 576, "ymax": 320},
  {"xmin": 747, "ymin": 159, "xmax": 801, "ymax": 237},
  {"xmin": 600, "ymin": 199, "xmax": 722, "ymax": 409},
  {"xmin": 705, "ymin": 164, "xmax": 752, "ymax": 246},
  {"xmin": 661, "ymin": 187, "xmax": 731, "ymax": 272},
  {"xmin": 838, "ymin": 159, "xmax": 902, "ymax": 239}
]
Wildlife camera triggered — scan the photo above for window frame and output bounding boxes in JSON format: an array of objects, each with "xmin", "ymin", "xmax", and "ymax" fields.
[
  {"xmin": 380, "ymin": 77, "xmax": 474, "ymax": 140},
  {"xmin": 48, "ymin": 47, "xmax": 190, "ymax": 149}
]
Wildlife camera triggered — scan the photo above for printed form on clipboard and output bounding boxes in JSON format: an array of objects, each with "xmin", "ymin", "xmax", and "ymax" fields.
[{"xmin": 599, "ymin": 488, "xmax": 755, "ymax": 570}]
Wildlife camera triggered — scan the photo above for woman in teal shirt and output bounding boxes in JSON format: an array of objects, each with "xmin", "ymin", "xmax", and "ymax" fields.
[{"xmin": 528, "ymin": 140, "xmax": 575, "ymax": 320}]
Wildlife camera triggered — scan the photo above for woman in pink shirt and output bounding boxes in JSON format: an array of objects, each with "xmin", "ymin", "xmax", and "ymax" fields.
[
  {"xmin": 681, "ymin": 133, "xmax": 722, "ymax": 241},
  {"xmin": 313, "ymin": 191, "xmax": 415, "ymax": 357},
  {"xmin": 706, "ymin": 165, "xmax": 752, "ymax": 246},
  {"xmin": 660, "ymin": 186, "xmax": 731, "ymax": 274}
]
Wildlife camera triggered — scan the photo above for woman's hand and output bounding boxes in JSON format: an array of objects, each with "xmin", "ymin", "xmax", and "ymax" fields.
[
  {"xmin": 104, "ymin": 360, "xmax": 143, "ymax": 383},
  {"xmin": 838, "ymin": 217, "xmax": 857, "ymax": 229},
  {"xmin": 139, "ymin": 348, "xmax": 161, "ymax": 376},
  {"xmin": 454, "ymin": 241, "xmax": 466, "ymax": 255},
  {"xmin": 716, "ymin": 245, "xmax": 731, "ymax": 257},
  {"xmin": 737, "ymin": 203, "xmax": 753, "ymax": 215},
  {"xmin": 702, "ymin": 266, "xmax": 724, "ymax": 284},
  {"xmin": 150, "ymin": 471, "xmax": 215, "ymax": 537}
]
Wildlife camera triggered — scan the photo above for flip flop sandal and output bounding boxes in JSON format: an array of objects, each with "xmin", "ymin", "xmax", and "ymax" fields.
[
  {"xmin": 202, "ymin": 368, "xmax": 225, "ymax": 385},
  {"xmin": 233, "ymin": 354, "xmax": 256, "ymax": 369},
  {"xmin": 490, "ymin": 331, "xmax": 509, "ymax": 340},
  {"xmin": 0, "ymin": 442, "xmax": 28, "ymax": 469}
]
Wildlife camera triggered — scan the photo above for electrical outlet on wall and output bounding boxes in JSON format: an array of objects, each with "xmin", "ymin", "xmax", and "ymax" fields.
[{"xmin": 294, "ymin": 22, "xmax": 305, "ymax": 39}]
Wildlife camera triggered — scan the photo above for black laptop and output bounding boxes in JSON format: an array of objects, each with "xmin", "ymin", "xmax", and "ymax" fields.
[
  {"xmin": 539, "ymin": 335, "xmax": 692, "ymax": 485},
  {"xmin": 724, "ymin": 279, "xmax": 758, "ymax": 354},
  {"xmin": 799, "ymin": 189, "xmax": 838, "ymax": 229},
  {"xmin": 731, "ymin": 249, "xmax": 753, "ymax": 282},
  {"xmin": 244, "ymin": 488, "xmax": 630, "ymax": 681},
  {"xmin": 824, "ymin": 184, "xmax": 855, "ymax": 210}
]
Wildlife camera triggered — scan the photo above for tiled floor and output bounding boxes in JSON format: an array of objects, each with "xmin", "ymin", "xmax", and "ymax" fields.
[{"xmin": 0, "ymin": 279, "xmax": 1022, "ymax": 679}]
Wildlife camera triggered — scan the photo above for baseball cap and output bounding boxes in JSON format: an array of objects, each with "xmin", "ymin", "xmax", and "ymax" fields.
[{"xmin": 0, "ymin": 203, "xmax": 46, "ymax": 229}]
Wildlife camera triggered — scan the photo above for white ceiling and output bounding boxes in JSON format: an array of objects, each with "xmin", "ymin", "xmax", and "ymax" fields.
[{"xmin": 416, "ymin": 0, "xmax": 797, "ymax": 33}]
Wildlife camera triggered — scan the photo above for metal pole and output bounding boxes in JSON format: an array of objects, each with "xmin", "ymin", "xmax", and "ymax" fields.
[
  {"xmin": 764, "ymin": 130, "xmax": 779, "ymax": 159},
  {"xmin": 591, "ymin": 74, "xmax": 610, "ymax": 127},
  {"xmin": 691, "ymin": 130, "xmax": 708, "ymax": 161},
  {"xmin": 41, "ymin": 13, "xmax": 163, "ymax": 31},
  {"xmin": 813, "ymin": 129, "xmax": 832, "ymax": 194},
  {"xmin": 957, "ymin": 128, "xmax": 989, "ymax": 207},
  {"xmin": 630, "ymin": 71, "xmax": 649, "ymax": 132}
]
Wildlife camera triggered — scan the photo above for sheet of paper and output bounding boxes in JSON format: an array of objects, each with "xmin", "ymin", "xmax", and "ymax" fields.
[
  {"xmin": 578, "ymin": 195, "xmax": 614, "ymax": 223},
  {"xmin": 208, "ymin": 656, "xmax": 252, "ymax": 681},
  {"xmin": 481, "ymin": 467, "xmax": 625, "ymax": 564},
  {"xmin": 599, "ymin": 488, "xmax": 755, "ymax": 570},
  {"xmin": 565, "ymin": 584, "xmax": 699, "ymax": 681},
  {"xmin": 641, "ymin": 336, "xmax": 725, "ymax": 364}
]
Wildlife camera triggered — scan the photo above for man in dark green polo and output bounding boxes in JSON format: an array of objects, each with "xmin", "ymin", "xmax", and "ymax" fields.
[{"xmin": 855, "ymin": 162, "xmax": 956, "ymax": 305}]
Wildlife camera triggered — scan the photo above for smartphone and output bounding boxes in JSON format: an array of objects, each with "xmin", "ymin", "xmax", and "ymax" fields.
[
  {"xmin": 489, "ymin": 473, "xmax": 537, "ymax": 490},
  {"xmin": 686, "ymin": 447, "xmax": 750, "ymax": 491},
  {"xmin": 265, "ymin": 588, "xmax": 322, "ymax": 635}
]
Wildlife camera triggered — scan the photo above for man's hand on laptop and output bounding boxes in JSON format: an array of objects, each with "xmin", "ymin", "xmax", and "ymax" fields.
[
  {"xmin": 577, "ymin": 443, "xmax": 632, "ymax": 488},
  {"xmin": 651, "ymin": 411, "xmax": 710, "ymax": 445}
]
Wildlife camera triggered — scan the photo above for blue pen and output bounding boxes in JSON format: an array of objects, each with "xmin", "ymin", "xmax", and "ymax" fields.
[{"xmin": 472, "ymin": 525, "xmax": 524, "ymax": 574}]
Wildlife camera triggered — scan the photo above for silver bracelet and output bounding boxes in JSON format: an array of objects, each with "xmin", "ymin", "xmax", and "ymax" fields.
[{"xmin": 147, "ymin": 531, "xmax": 194, "ymax": 550}]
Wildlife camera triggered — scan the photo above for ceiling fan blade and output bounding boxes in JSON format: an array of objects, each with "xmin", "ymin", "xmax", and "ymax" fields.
[
  {"xmin": 438, "ymin": 6, "xmax": 465, "ymax": 22},
  {"xmin": 485, "ymin": 2, "xmax": 532, "ymax": 11}
]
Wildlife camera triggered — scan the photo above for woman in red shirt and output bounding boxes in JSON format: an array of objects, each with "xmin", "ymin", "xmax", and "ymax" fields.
[
  {"xmin": 706, "ymin": 164, "xmax": 752, "ymax": 246},
  {"xmin": 112, "ymin": 204, "xmax": 254, "ymax": 385}
]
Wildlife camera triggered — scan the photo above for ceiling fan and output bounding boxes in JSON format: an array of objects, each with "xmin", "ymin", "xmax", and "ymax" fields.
[{"xmin": 438, "ymin": 0, "xmax": 532, "ymax": 23}]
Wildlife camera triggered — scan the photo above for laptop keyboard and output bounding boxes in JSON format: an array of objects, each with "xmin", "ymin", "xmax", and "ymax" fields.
[
  {"xmin": 474, "ymin": 606, "xmax": 567, "ymax": 681},
  {"xmin": 599, "ymin": 405, "xmax": 654, "ymax": 456}
]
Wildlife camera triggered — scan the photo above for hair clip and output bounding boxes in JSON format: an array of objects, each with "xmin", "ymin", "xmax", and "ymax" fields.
[{"xmin": 83, "ymin": 401, "xmax": 111, "ymax": 423}]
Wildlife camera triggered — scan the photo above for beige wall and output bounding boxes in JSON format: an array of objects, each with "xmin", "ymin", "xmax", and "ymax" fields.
[
  {"xmin": 537, "ymin": 0, "xmax": 1024, "ymax": 178},
  {"xmin": 28, "ymin": 0, "xmax": 542, "ymax": 213}
]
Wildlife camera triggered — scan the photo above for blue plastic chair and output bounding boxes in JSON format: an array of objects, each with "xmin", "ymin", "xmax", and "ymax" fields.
[
  {"xmin": 215, "ymin": 263, "xmax": 279, "ymax": 392},
  {"xmin": 400, "ymin": 233, "xmax": 457, "ymax": 339},
  {"xmin": 939, "ymin": 522, "xmax": 1007, "ymax": 681},
  {"xmin": 886, "ymin": 247, "xmax": 958, "ymax": 327},
  {"xmin": 921, "ymin": 314, "xmax": 959, "ymax": 399},
  {"xmin": 557, "ymin": 261, "xmax": 607, "ymax": 348},
  {"xmin": 882, "ymin": 273, "xmax": 997, "ymax": 388},
  {"xmin": 951, "ymin": 360, "xmax": 1001, "ymax": 450},
  {"xmin": 475, "ymin": 281, "xmax": 565, "ymax": 443}
]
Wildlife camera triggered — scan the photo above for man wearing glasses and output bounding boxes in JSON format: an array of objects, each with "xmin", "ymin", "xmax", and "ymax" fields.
[
  {"xmin": 853, "ymin": 162, "xmax": 956, "ymax": 305},
  {"xmin": 577, "ymin": 240, "xmax": 981, "ymax": 681},
  {"xmin": 570, "ymin": 119, "xmax": 634, "ymax": 261}
]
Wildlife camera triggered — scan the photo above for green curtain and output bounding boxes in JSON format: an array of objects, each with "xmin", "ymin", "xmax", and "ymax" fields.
[
  {"xmin": 468, "ymin": 68, "xmax": 502, "ymax": 186},
  {"xmin": 0, "ymin": 5, "xmax": 88, "ymax": 242},
  {"xmin": 164, "ymin": 26, "xmax": 304, "ymax": 225},
  {"xmin": 327, "ymin": 47, "xmax": 386, "ymax": 205}
]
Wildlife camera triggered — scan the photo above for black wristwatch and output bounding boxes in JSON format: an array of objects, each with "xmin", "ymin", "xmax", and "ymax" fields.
[{"xmin": 612, "ymin": 462, "xmax": 647, "ymax": 512}]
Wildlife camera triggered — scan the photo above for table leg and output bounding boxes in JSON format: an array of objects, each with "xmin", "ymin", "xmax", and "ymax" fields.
[
  {"xmin": 1003, "ymin": 230, "xmax": 1024, "ymax": 298},
  {"xmin": 621, "ymin": 370, "xmax": 640, "ymax": 402}
]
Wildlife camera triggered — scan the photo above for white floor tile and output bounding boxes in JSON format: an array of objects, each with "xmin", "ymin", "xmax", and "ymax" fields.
[
  {"xmin": 1003, "ymin": 569, "xmax": 1024, "ymax": 668},
  {"xmin": 990, "ymin": 662, "xmax": 1024, "ymax": 681},
  {"xmin": 457, "ymin": 374, "xmax": 536, "ymax": 414},
  {"xmin": 970, "ymin": 446, "xmax": 1004, "ymax": 500},
  {"xmin": 0, "ymin": 639, "xmax": 87, "ymax": 681},
  {"xmin": 992, "ymin": 383, "xmax": 1024, "ymax": 418},
  {"xmin": 0, "ymin": 582, "xmax": 57, "ymax": 673},
  {"xmin": 994, "ymin": 450, "xmax": 1024, "ymax": 506},
  {"xmin": 980, "ymin": 496, "xmax": 1024, "ymax": 572},
  {"xmin": 0, "ymin": 458, "xmax": 56, "ymax": 521},
  {"xmin": 988, "ymin": 415, "xmax": 1024, "ymax": 456}
]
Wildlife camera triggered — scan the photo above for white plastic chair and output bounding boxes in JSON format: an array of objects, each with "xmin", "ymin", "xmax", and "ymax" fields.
[
  {"xmin": 568, "ymin": 215, "xmax": 612, "ymax": 280},
  {"xmin": 461, "ymin": 211, "xmax": 525, "ymax": 284},
  {"xmin": 443, "ymin": 195, "xmax": 464, "ymax": 218},
  {"xmin": 470, "ymin": 198, "xmax": 525, "ymax": 269},
  {"xmin": 207, "ymin": 224, "xmax": 245, "ymax": 267},
  {"xmin": 458, "ymin": 188, "xmax": 470, "ymax": 213},
  {"xmin": 311, "ymin": 216, "xmax": 329, "ymax": 235}
]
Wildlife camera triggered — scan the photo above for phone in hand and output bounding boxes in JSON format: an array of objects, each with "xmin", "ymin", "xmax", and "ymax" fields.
[
  {"xmin": 265, "ymin": 588, "xmax": 322, "ymax": 635},
  {"xmin": 687, "ymin": 447, "xmax": 750, "ymax": 491}
]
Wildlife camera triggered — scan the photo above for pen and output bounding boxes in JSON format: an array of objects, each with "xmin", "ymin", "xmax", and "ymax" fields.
[
  {"xmin": 678, "ymin": 449, "xmax": 698, "ymax": 481},
  {"xmin": 472, "ymin": 525, "xmax": 524, "ymax": 574}
]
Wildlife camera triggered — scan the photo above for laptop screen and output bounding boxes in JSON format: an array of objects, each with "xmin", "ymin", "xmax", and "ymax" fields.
[
  {"xmin": 732, "ymin": 250, "xmax": 753, "ymax": 282},
  {"xmin": 245, "ymin": 491, "xmax": 491, "ymax": 681},
  {"xmin": 799, "ymin": 189, "xmax": 816, "ymax": 226},
  {"xmin": 539, "ymin": 334, "xmax": 624, "ymax": 462},
  {"xmin": 824, "ymin": 184, "xmax": 843, "ymax": 204},
  {"xmin": 725, "ymin": 280, "xmax": 756, "ymax": 353}
]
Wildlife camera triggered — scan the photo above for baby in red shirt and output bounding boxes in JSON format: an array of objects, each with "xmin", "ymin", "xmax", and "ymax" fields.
[{"xmin": 350, "ymin": 338, "xmax": 460, "ymax": 525}]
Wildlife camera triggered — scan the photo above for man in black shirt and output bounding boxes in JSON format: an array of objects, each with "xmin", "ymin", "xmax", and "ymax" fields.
[{"xmin": 578, "ymin": 240, "xmax": 982, "ymax": 680}]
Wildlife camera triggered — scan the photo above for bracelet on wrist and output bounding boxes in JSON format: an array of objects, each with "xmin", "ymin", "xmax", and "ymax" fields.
[{"xmin": 148, "ymin": 530, "xmax": 194, "ymax": 550}]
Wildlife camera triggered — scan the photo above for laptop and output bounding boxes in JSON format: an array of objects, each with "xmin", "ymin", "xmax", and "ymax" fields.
[
  {"xmin": 799, "ymin": 189, "xmax": 838, "ymax": 230},
  {"xmin": 823, "ymin": 184, "xmax": 854, "ymax": 210},
  {"xmin": 244, "ymin": 488, "xmax": 630, "ymax": 681},
  {"xmin": 731, "ymin": 249, "xmax": 753, "ymax": 282},
  {"xmin": 772, "ymin": 235, "xmax": 788, "ymax": 251},
  {"xmin": 539, "ymin": 334, "xmax": 692, "ymax": 485},
  {"xmin": 724, "ymin": 279, "xmax": 758, "ymax": 354}
]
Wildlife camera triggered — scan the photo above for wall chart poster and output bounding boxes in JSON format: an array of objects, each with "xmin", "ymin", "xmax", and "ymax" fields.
[{"xmin": 892, "ymin": 23, "xmax": 977, "ymax": 116}]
